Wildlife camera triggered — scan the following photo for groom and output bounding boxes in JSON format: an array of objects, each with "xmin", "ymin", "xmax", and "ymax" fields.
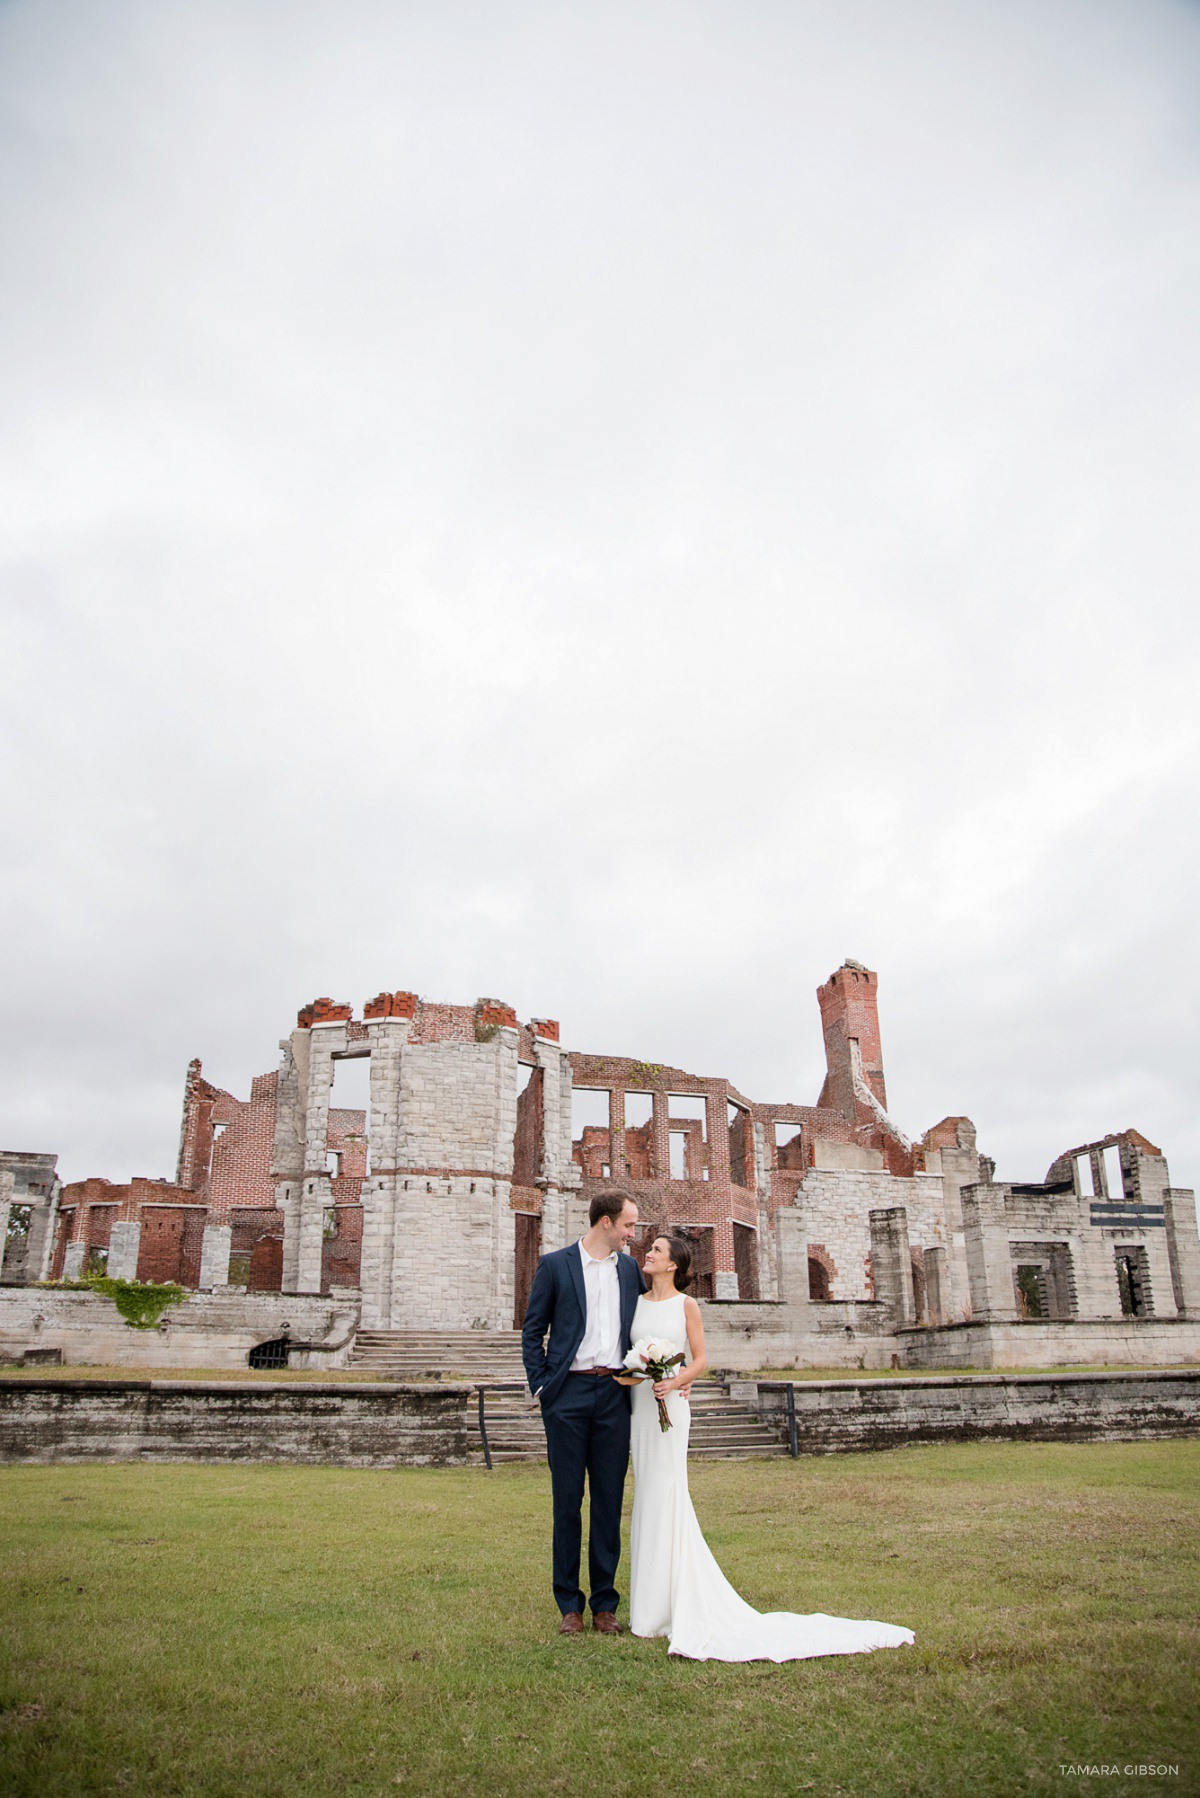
[{"xmin": 521, "ymin": 1188, "xmax": 645, "ymax": 1635}]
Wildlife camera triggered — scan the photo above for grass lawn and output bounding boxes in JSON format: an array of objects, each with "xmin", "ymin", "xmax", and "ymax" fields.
[{"xmin": 1, "ymin": 1442, "xmax": 1196, "ymax": 1798}]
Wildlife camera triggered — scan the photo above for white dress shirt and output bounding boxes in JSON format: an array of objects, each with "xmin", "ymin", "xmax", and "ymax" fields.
[{"xmin": 570, "ymin": 1239, "xmax": 622, "ymax": 1371}]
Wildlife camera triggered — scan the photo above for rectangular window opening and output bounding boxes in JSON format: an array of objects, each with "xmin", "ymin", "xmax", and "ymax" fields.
[
  {"xmin": 775, "ymin": 1121, "xmax": 806, "ymax": 1171},
  {"xmin": 1011, "ymin": 1241, "xmax": 1076, "ymax": 1320},
  {"xmin": 668, "ymin": 1093, "xmax": 708, "ymax": 1182},
  {"xmin": 6, "ymin": 1204, "xmax": 32, "ymax": 1245},
  {"xmin": 571, "ymin": 1088, "xmax": 612, "ymax": 1182},
  {"xmin": 330, "ymin": 1052, "xmax": 372, "ymax": 1176},
  {"xmin": 727, "ymin": 1100, "xmax": 749, "ymax": 1186},
  {"xmin": 1102, "ymin": 1143, "xmax": 1124, "ymax": 1202},
  {"xmin": 1015, "ymin": 1264, "xmax": 1046, "ymax": 1318},
  {"xmin": 1115, "ymin": 1245, "xmax": 1152, "ymax": 1317},
  {"xmin": 622, "ymin": 1091, "xmax": 654, "ymax": 1179}
]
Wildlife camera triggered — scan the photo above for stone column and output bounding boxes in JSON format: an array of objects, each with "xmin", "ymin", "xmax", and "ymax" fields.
[
  {"xmin": 868, "ymin": 1207, "xmax": 916, "ymax": 1327},
  {"xmin": 923, "ymin": 1246, "xmax": 947, "ymax": 1326},
  {"xmin": 961, "ymin": 1184, "xmax": 1019, "ymax": 1322},
  {"xmin": 285, "ymin": 1021, "xmax": 346, "ymax": 1297},
  {"xmin": 650, "ymin": 1091, "xmax": 670, "ymax": 1182},
  {"xmin": 492, "ymin": 1181, "xmax": 517, "ymax": 1328},
  {"xmin": 63, "ymin": 1241, "xmax": 86, "ymax": 1280},
  {"xmin": 540, "ymin": 1185, "xmax": 567, "ymax": 1254},
  {"xmin": 270, "ymin": 1034, "xmax": 307, "ymax": 1185},
  {"xmin": 26, "ymin": 1187, "xmax": 60, "ymax": 1283},
  {"xmin": 295, "ymin": 1176, "xmax": 330, "ymax": 1295},
  {"xmin": 302, "ymin": 1026, "xmax": 341, "ymax": 1172},
  {"xmin": 537, "ymin": 1041, "xmax": 578, "ymax": 1255},
  {"xmin": 939, "ymin": 1139, "xmax": 979, "ymax": 1320},
  {"xmin": 358, "ymin": 1019, "xmax": 410, "ymax": 1328},
  {"xmin": 278, "ymin": 1182, "xmax": 302, "ymax": 1291},
  {"xmin": 367, "ymin": 1019, "xmax": 409, "ymax": 1176},
  {"xmin": 607, "ymin": 1087, "xmax": 625, "ymax": 1182},
  {"xmin": 492, "ymin": 1027, "xmax": 520, "ymax": 1180},
  {"xmin": 773, "ymin": 1205, "xmax": 813, "ymax": 1323},
  {"xmin": 107, "ymin": 1221, "xmax": 142, "ymax": 1280},
  {"xmin": 1163, "ymin": 1188, "xmax": 1200, "ymax": 1318},
  {"xmin": 0, "ymin": 1169, "xmax": 11, "ymax": 1279},
  {"xmin": 358, "ymin": 1180, "xmax": 394, "ymax": 1328},
  {"xmin": 534, "ymin": 1039, "xmax": 566, "ymax": 1186},
  {"xmin": 751, "ymin": 1121, "xmax": 779, "ymax": 1302},
  {"xmin": 198, "ymin": 1225, "xmax": 232, "ymax": 1290}
]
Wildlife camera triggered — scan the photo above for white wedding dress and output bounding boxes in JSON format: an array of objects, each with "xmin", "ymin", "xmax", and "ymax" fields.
[{"xmin": 628, "ymin": 1292, "xmax": 915, "ymax": 1662}]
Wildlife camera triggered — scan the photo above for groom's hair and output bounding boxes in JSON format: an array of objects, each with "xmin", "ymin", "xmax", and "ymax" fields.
[{"xmin": 588, "ymin": 1186, "xmax": 636, "ymax": 1228}]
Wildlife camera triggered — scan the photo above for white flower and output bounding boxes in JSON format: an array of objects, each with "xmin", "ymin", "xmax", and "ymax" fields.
[{"xmin": 624, "ymin": 1338, "xmax": 655, "ymax": 1369}]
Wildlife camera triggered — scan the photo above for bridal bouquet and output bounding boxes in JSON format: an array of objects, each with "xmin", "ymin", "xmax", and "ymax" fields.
[{"xmin": 618, "ymin": 1337, "xmax": 686, "ymax": 1431}]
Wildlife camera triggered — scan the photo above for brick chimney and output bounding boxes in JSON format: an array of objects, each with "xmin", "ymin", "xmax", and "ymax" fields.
[{"xmin": 816, "ymin": 960, "xmax": 887, "ymax": 1123}]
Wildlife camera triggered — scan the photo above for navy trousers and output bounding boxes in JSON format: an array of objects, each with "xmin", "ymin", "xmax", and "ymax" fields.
[{"xmin": 542, "ymin": 1374, "xmax": 631, "ymax": 1616}]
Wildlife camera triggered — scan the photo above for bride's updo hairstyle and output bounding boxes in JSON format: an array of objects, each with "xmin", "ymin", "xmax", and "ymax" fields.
[{"xmin": 663, "ymin": 1234, "xmax": 693, "ymax": 1292}]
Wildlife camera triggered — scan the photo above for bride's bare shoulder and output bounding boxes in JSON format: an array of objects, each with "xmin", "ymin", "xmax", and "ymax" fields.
[{"xmin": 683, "ymin": 1293, "xmax": 702, "ymax": 1318}]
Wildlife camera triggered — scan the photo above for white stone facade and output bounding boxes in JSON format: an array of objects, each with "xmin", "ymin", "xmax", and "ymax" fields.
[{"xmin": 269, "ymin": 1012, "xmax": 579, "ymax": 1330}]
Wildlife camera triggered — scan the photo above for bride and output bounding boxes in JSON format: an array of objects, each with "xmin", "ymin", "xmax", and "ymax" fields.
[{"xmin": 627, "ymin": 1232, "xmax": 916, "ymax": 1662}]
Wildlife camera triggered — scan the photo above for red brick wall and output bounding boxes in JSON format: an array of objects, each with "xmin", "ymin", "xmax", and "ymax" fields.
[
  {"xmin": 321, "ymin": 1206, "xmax": 363, "ymax": 1293},
  {"xmin": 206, "ymin": 1072, "xmax": 278, "ymax": 1221},
  {"xmin": 326, "ymin": 1107, "xmax": 367, "ymax": 1202},
  {"xmin": 817, "ymin": 961, "xmax": 887, "ymax": 1115},
  {"xmin": 513, "ymin": 1067, "xmax": 545, "ymax": 1187},
  {"xmin": 566, "ymin": 1053, "xmax": 762, "ymax": 1281},
  {"xmin": 135, "ymin": 1207, "xmax": 205, "ymax": 1286}
]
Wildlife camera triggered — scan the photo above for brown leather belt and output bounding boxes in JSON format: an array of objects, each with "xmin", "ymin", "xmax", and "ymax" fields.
[{"xmin": 569, "ymin": 1367, "xmax": 624, "ymax": 1377}]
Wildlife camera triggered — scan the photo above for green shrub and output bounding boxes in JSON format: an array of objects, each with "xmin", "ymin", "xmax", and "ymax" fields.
[{"xmin": 37, "ymin": 1276, "xmax": 186, "ymax": 1329}]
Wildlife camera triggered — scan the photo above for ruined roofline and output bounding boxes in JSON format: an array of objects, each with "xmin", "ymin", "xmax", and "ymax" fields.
[
  {"xmin": 292, "ymin": 992, "xmax": 560, "ymax": 1046},
  {"xmin": 568, "ymin": 1052, "xmax": 753, "ymax": 1108},
  {"xmin": 1047, "ymin": 1127, "xmax": 1163, "ymax": 1168}
]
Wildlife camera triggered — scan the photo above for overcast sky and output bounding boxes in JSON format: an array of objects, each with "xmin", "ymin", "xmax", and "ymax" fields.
[{"xmin": 2, "ymin": 0, "xmax": 1198, "ymax": 1204}]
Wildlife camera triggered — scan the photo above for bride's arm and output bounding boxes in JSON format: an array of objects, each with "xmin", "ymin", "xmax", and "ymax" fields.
[{"xmin": 653, "ymin": 1296, "xmax": 707, "ymax": 1397}]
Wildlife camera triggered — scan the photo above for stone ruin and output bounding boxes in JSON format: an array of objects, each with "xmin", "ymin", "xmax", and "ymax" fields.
[{"xmin": 5, "ymin": 963, "xmax": 1199, "ymax": 1369}]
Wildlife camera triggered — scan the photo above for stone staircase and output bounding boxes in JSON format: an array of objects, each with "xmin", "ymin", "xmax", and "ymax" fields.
[
  {"xmin": 348, "ymin": 1330, "xmax": 789, "ymax": 1462},
  {"xmin": 350, "ymin": 1330, "xmax": 528, "ymax": 1382},
  {"xmin": 473, "ymin": 1373, "xmax": 790, "ymax": 1465}
]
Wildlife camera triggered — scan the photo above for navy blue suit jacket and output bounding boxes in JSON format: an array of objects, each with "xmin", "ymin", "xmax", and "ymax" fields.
[{"xmin": 521, "ymin": 1244, "xmax": 646, "ymax": 1413}]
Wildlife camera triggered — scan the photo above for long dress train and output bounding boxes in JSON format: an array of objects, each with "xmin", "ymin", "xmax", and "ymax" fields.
[{"xmin": 627, "ymin": 1292, "xmax": 915, "ymax": 1662}]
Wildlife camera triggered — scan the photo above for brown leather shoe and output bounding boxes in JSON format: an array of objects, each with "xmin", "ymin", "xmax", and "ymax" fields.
[
  {"xmin": 592, "ymin": 1611, "xmax": 623, "ymax": 1634},
  {"xmin": 558, "ymin": 1611, "xmax": 585, "ymax": 1635}
]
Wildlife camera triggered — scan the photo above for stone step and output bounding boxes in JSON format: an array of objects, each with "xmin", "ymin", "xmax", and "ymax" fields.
[
  {"xmin": 354, "ymin": 1332, "xmax": 524, "ymax": 1345},
  {"xmin": 690, "ymin": 1438, "xmax": 791, "ymax": 1452},
  {"xmin": 351, "ymin": 1358, "xmax": 525, "ymax": 1376},
  {"xmin": 479, "ymin": 1445, "xmax": 791, "ymax": 1464},
  {"xmin": 470, "ymin": 1379, "xmax": 789, "ymax": 1463}
]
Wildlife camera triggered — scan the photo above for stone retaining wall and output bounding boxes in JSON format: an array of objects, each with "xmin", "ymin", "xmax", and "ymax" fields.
[
  {"xmin": 896, "ymin": 1316, "xmax": 1200, "ymax": 1369},
  {"xmin": 0, "ymin": 1379, "xmax": 472, "ymax": 1467},
  {"xmin": 734, "ymin": 1368, "xmax": 1200, "ymax": 1455},
  {"xmin": 699, "ymin": 1300, "xmax": 1200, "ymax": 1372},
  {"xmin": 699, "ymin": 1298, "xmax": 902, "ymax": 1370},
  {"xmin": 0, "ymin": 1288, "xmax": 360, "ymax": 1370},
  {"xmin": 4, "ymin": 1369, "xmax": 1195, "ymax": 1469}
]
